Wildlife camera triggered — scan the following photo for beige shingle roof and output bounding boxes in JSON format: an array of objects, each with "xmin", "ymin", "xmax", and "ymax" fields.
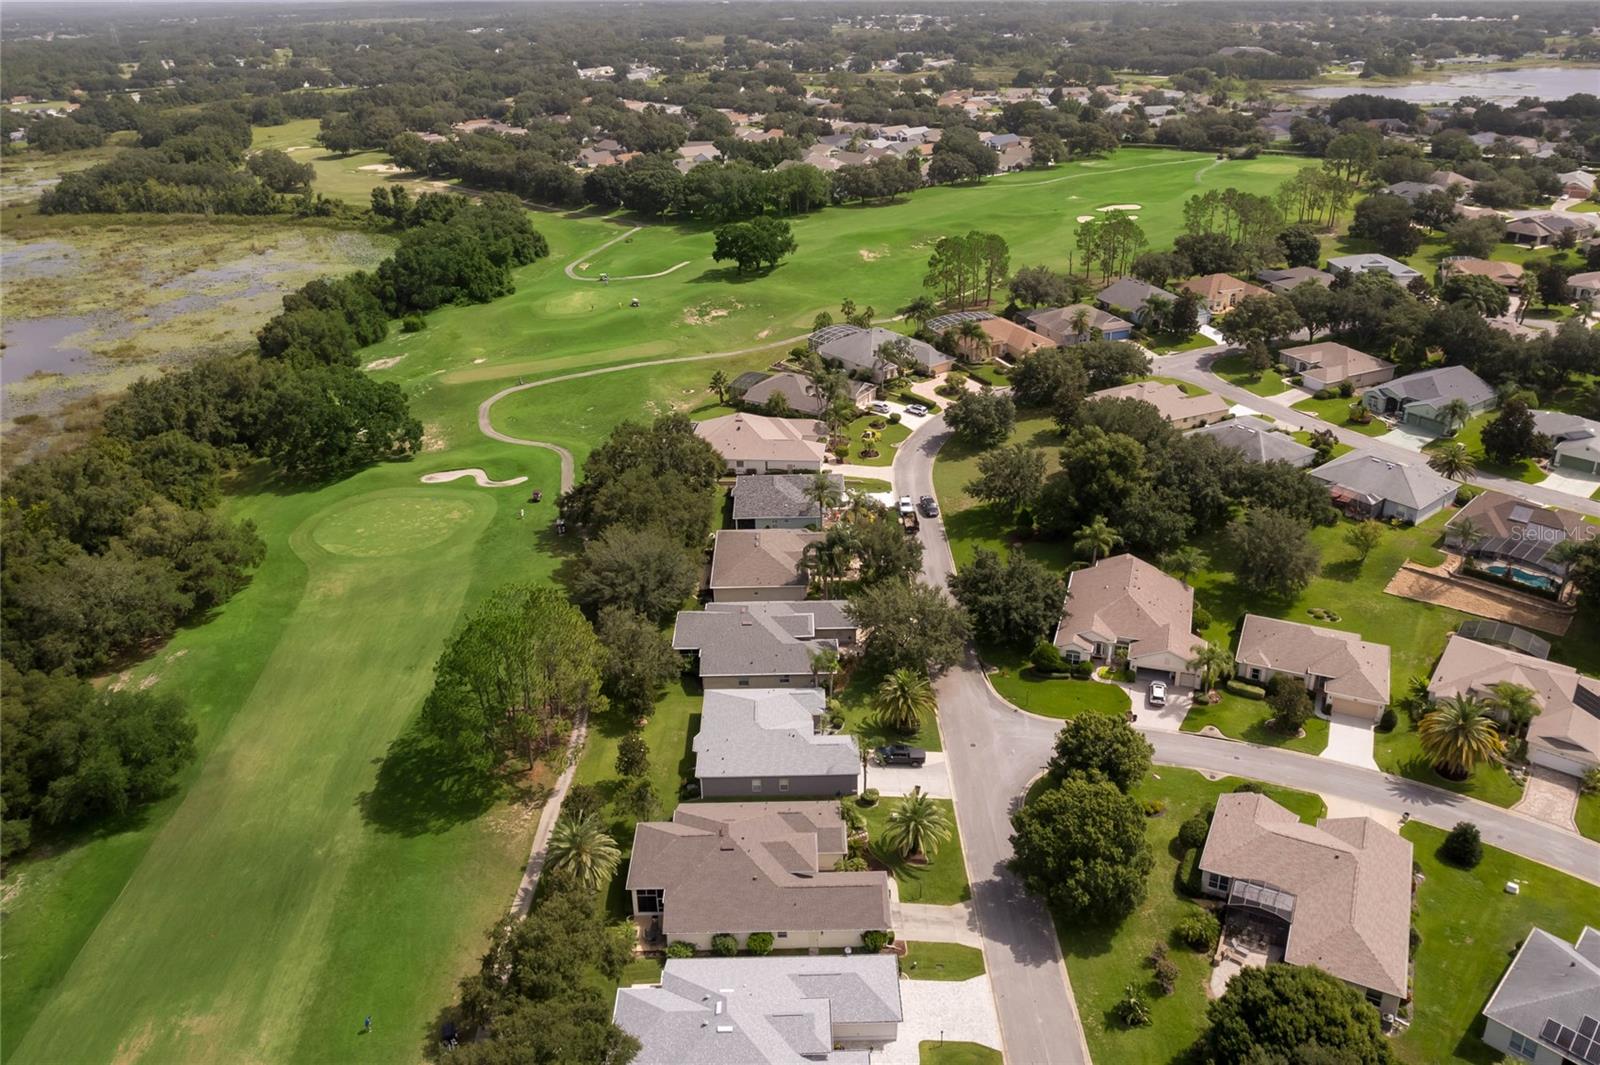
[
  {"xmin": 1199, "ymin": 793, "xmax": 1413, "ymax": 998},
  {"xmin": 1054, "ymin": 554, "xmax": 1201, "ymax": 663},
  {"xmin": 710, "ymin": 530, "xmax": 820, "ymax": 592},
  {"xmin": 1089, "ymin": 380, "xmax": 1229, "ymax": 425},
  {"xmin": 695, "ymin": 413, "xmax": 826, "ymax": 465},
  {"xmin": 1279, "ymin": 341, "xmax": 1394, "ymax": 385},
  {"xmin": 1235, "ymin": 615, "xmax": 1391, "ymax": 707},
  {"xmin": 1428, "ymin": 634, "xmax": 1600, "ymax": 768}
]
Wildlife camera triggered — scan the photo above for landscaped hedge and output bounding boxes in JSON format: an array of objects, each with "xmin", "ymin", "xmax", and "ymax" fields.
[{"xmin": 1225, "ymin": 678, "xmax": 1266, "ymax": 700}]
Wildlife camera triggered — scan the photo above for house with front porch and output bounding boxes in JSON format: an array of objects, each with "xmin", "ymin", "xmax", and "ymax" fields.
[
  {"xmin": 1233, "ymin": 615, "xmax": 1392, "ymax": 722},
  {"xmin": 1052, "ymin": 554, "xmax": 1203, "ymax": 688},
  {"xmin": 1360, "ymin": 365, "xmax": 1496, "ymax": 435}
]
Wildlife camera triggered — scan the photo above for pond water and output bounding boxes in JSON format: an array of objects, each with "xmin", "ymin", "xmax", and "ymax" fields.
[
  {"xmin": 0, "ymin": 314, "xmax": 104, "ymax": 384},
  {"xmin": 1295, "ymin": 66, "xmax": 1600, "ymax": 105}
]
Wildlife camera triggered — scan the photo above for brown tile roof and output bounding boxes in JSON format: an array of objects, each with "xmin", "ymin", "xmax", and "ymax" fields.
[
  {"xmin": 976, "ymin": 317, "xmax": 1053, "ymax": 352},
  {"xmin": 710, "ymin": 530, "xmax": 820, "ymax": 592},
  {"xmin": 1279, "ymin": 342, "xmax": 1394, "ymax": 385},
  {"xmin": 694, "ymin": 413, "xmax": 826, "ymax": 465},
  {"xmin": 1055, "ymin": 554, "xmax": 1201, "ymax": 663},
  {"xmin": 1089, "ymin": 380, "xmax": 1230, "ymax": 425},
  {"xmin": 1177, "ymin": 272, "xmax": 1269, "ymax": 303},
  {"xmin": 1235, "ymin": 615, "xmax": 1392, "ymax": 707},
  {"xmin": 1199, "ymin": 793, "xmax": 1412, "ymax": 998},
  {"xmin": 1439, "ymin": 258, "xmax": 1525, "ymax": 287},
  {"xmin": 625, "ymin": 803, "xmax": 891, "ymax": 936},
  {"xmin": 1428, "ymin": 634, "xmax": 1600, "ymax": 768}
]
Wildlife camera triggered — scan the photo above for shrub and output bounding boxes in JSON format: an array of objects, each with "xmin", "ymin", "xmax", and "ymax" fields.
[
  {"xmin": 1114, "ymin": 985, "xmax": 1152, "ymax": 1027},
  {"xmin": 1231, "ymin": 781, "xmax": 1263, "ymax": 795},
  {"xmin": 1408, "ymin": 926, "xmax": 1421, "ymax": 958},
  {"xmin": 861, "ymin": 930, "xmax": 894, "ymax": 953},
  {"xmin": 1070, "ymin": 660, "xmax": 1094, "ymax": 679},
  {"xmin": 1031, "ymin": 640, "xmax": 1069, "ymax": 674},
  {"xmin": 401, "ymin": 314, "xmax": 426, "ymax": 332},
  {"xmin": 1338, "ymin": 381, "xmax": 1354, "ymax": 398},
  {"xmin": 1441, "ymin": 821, "xmax": 1483, "ymax": 869},
  {"xmin": 1142, "ymin": 798, "xmax": 1167, "ymax": 817},
  {"xmin": 745, "ymin": 932, "xmax": 775, "ymax": 956},
  {"xmin": 857, "ymin": 788, "xmax": 880, "ymax": 807},
  {"xmin": 1225, "ymin": 679, "xmax": 1266, "ymax": 700},
  {"xmin": 1175, "ymin": 910, "xmax": 1221, "ymax": 952},
  {"xmin": 833, "ymin": 855, "xmax": 869, "ymax": 871},
  {"xmin": 888, "ymin": 412, "xmax": 902, "ymax": 424},
  {"xmin": 666, "ymin": 941, "xmax": 696, "ymax": 959},
  {"xmin": 711, "ymin": 933, "xmax": 739, "ymax": 956},
  {"xmin": 1152, "ymin": 956, "xmax": 1180, "ymax": 996},
  {"xmin": 1177, "ymin": 814, "xmax": 1210, "ymax": 852},
  {"xmin": 1313, "ymin": 387, "xmax": 1334, "ymax": 401},
  {"xmin": 1378, "ymin": 706, "xmax": 1398, "ymax": 732},
  {"xmin": 1265, "ymin": 675, "xmax": 1312, "ymax": 733},
  {"xmin": 1454, "ymin": 484, "xmax": 1482, "ymax": 506}
]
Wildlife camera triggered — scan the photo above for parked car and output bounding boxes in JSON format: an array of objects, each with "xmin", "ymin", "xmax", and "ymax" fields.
[
  {"xmin": 918, "ymin": 495, "xmax": 939, "ymax": 517},
  {"xmin": 870, "ymin": 401, "xmax": 891, "ymax": 415},
  {"xmin": 876, "ymin": 744, "xmax": 926, "ymax": 767},
  {"xmin": 1148, "ymin": 681, "xmax": 1167, "ymax": 707},
  {"xmin": 897, "ymin": 495, "xmax": 915, "ymax": 516},
  {"xmin": 906, "ymin": 403, "xmax": 930, "ymax": 417}
]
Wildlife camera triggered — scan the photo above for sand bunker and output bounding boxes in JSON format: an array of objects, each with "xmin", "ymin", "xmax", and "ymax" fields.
[
  {"xmin": 1097, "ymin": 203, "xmax": 1143, "ymax": 212},
  {"xmin": 1075, "ymin": 214, "xmax": 1095, "ymax": 223},
  {"xmin": 420, "ymin": 468, "xmax": 528, "ymax": 488},
  {"xmin": 364, "ymin": 354, "xmax": 406, "ymax": 371},
  {"xmin": 859, "ymin": 249, "xmax": 884, "ymax": 261},
  {"xmin": 358, "ymin": 163, "xmax": 405, "ymax": 174}
]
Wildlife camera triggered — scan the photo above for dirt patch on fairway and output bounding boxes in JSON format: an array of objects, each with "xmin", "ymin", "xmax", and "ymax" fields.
[
  {"xmin": 757, "ymin": 328, "xmax": 772, "ymax": 339},
  {"xmin": 363, "ymin": 353, "xmax": 405, "ymax": 371},
  {"xmin": 683, "ymin": 299, "xmax": 742, "ymax": 326},
  {"xmin": 859, "ymin": 248, "xmax": 885, "ymax": 261},
  {"xmin": 420, "ymin": 424, "xmax": 448, "ymax": 451},
  {"xmin": 357, "ymin": 163, "xmax": 405, "ymax": 173},
  {"xmin": 111, "ymin": 1022, "xmax": 157, "ymax": 1065}
]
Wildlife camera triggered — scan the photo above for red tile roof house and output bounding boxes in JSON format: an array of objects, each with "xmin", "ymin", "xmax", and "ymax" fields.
[{"xmin": 1052, "ymin": 554, "xmax": 1204, "ymax": 688}]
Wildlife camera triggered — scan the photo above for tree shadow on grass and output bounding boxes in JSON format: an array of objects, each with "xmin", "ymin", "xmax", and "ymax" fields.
[
  {"xmin": 358, "ymin": 729, "xmax": 508, "ymax": 837},
  {"xmin": 1320, "ymin": 556, "xmax": 1365, "ymax": 583}
]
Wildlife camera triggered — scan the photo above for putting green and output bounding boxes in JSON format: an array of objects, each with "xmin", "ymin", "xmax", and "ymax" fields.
[{"xmin": 309, "ymin": 494, "xmax": 479, "ymax": 558}]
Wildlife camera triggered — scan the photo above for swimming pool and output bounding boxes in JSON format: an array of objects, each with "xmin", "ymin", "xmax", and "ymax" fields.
[{"xmin": 1479, "ymin": 563, "xmax": 1559, "ymax": 593}]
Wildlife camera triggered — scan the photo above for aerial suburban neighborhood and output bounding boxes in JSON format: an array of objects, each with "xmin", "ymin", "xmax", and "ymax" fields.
[{"xmin": 2, "ymin": 3, "xmax": 1599, "ymax": 1065}]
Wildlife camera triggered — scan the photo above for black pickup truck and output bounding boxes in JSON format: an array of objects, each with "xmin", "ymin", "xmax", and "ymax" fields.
[{"xmin": 875, "ymin": 744, "xmax": 927, "ymax": 767}]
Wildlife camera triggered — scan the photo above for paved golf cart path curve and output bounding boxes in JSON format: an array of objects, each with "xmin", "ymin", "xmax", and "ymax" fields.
[{"xmin": 562, "ymin": 225, "xmax": 693, "ymax": 282}]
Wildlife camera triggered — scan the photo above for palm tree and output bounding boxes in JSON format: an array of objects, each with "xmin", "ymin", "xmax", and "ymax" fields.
[
  {"xmin": 1451, "ymin": 515, "xmax": 1485, "ymax": 554},
  {"xmin": 851, "ymin": 721, "xmax": 877, "ymax": 794},
  {"xmin": 1418, "ymin": 694, "xmax": 1505, "ymax": 779},
  {"xmin": 1439, "ymin": 398, "xmax": 1473, "ymax": 435},
  {"xmin": 805, "ymin": 470, "xmax": 844, "ymax": 516},
  {"xmin": 876, "ymin": 667, "xmax": 937, "ymax": 734},
  {"xmin": 1074, "ymin": 516, "xmax": 1122, "ymax": 563},
  {"xmin": 1486, "ymin": 681, "xmax": 1540, "ymax": 738},
  {"xmin": 955, "ymin": 319, "xmax": 992, "ymax": 364},
  {"xmin": 1069, "ymin": 306, "xmax": 1092, "ymax": 341},
  {"xmin": 802, "ymin": 525, "xmax": 857, "ymax": 597},
  {"xmin": 1187, "ymin": 643, "xmax": 1235, "ymax": 694},
  {"xmin": 900, "ymin": 295, "xmax": 938, "ymax": 325},
  {"xmin": 545, "ymin": 809, "xmax": 621, "ymax": 892},
  {"xmin": 1428, "ymin": 442, "xmax": 1477, "ymax": 480},
  {"xmin": 881, "ymin": 786, "xmax": 952, "ymax": 859},
  {"xmin": 1159, "ymin": 546, "xmax": 1209, "ymax": 583},
  {"xmin": 709, "ymin": 369, "xmax": 730, "ymax": 405},
  {"xmin": 808, "ymin": 647, "xmax": 841, "ymax": 690}
]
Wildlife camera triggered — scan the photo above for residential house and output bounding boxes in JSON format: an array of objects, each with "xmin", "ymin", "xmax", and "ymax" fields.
[
  {"xmin": 1188, "ymin": 416, "xmax": 1316, "ymax": 467},
  {"xmin": 1479, "ymin": 926, "xmax": 1600, "ymax": 1065},
  {"xmin": 1256, "ymin": 266, "xmax": 1335, "ymax": 295},
  {"xmin": 1310, "ymin": 451, "xmax": 1458, "ymax": 524},
  {"xmin": 1505, "ymin": 211, "xmax": 1598, "ymax": 248},
  {"xmin": 1567, "ymin": 271, "xmax": 1600, "ymax": 301},
  {"xmin": 1234, "ymin": 615, "xmax": 1391, "ymax": 721},
  {"xmin": 1326, "ymin": 253, "xmax": 1423, "ymax": 284},
  {"xmin": 1097, "ymin": 277, "xmax": 1183, "ymax": 324},
  {"xmin": 810, "ymin": 325, "xmax": 949, "ymax": 380},
  {"xmin": 709, "ymin": 529, "xmax": 820, "ymax": 602},
  {"xmin": 1052, "ymin": 553, "xmax": 1203, "ymax": 688},
  {"xmin": 1428, "ymin": 634, "xmax": 1600, "ymax": 779},
  {"xmin": 1279, "ymin": 341, "xmax": 1397, "ymax": 392},
  {"xmin": 614, "ymin": 955, "xmax": 903, "ymax": 1063},
  {"xmin": 1427, "ymin": 169, "xmax": 1475, "ymax": 192},
  {"xmin": 970, "ymin": 316, "xmax": 1054, "ymax": 358},
  {"xmin": 1533, "ymin": 411, "xmax": 1600, "ymax": 474},
  {"xmin": 1198, "ymin": 793, "xmax": 1412, "ymax": 1014},
  {"xmin": 695, "ymin": 413, "xmax": 827, "ymax": 474},
  {"xmin": 625, "ymin": 803, "xmax": 891, "ymax": 950},
  {"xmin": 1557, "ymin": 170, "xmax": 1598, "ymax": 199},
  {"xmin": 1381, "ymin": 180, "xmax": 1451, "ymax": 202},
  {"xmin": 1176, "ymin": 273, "xmax": 1270, "ymax": 316},
  {"xmin": 731, "ymin": 473, "xmax": 844, "ymax": 529},
  {"xmin": 1361, "ymin": 365, "xmax": 1496, "ymax": 435},
  {"xmin": 672, "ymin": 601, "xmax": 855, "ymax": 689},
  {"xmin": 1089, "ymin": 380, "xmax": 1230, "ymax": 430},
  {"xmin": 693, "ymin": 688, "xmax": 858, "ymax": 798},
  {"xmin": 741, "ymin": 371, "xmax": 872, "ymax": 417},
  {"xmin": 1439, "ymin": 257, "xmax": 1525, "ymax": 289},
  {"xmin": 1445, "ymin": 489, "xmax": 1596, "ymax": 582},
  {"xmin": 1025, "ymin": 304, "xmax": 1135, "ymax": 345}
]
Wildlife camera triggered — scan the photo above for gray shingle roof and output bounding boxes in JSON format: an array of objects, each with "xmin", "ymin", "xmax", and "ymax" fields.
[
  {"xmin": 1096, "ymin": 276, "xmax": 1176, "ymax": 313},
  {"xmin": 1310, "ymin": 450, "xmax": 1458, "ymax": 510},
  {"xmin": 615, "ymin": 956, "xmax": 901, "ymax": 1064},
  {"xmin": 673, "ymin": 601, "xmax": 853, "ymax": 678},
  {"xmin": 1373, "ymin": 365, "xmax": 1494, "ymax": 408},
  {"xmin": 1188, "ymin": 416, "xmax": 1316, "ymax": 465},
  {"xmin": 731, "ymin": 473, "xmax": 841, "ymax": 523},
  {"xmin": 813, "ymin": 326, "xmax": 944, "ymax": 374},
  {"xmin": 694, "ymin": 688, "xmax": 858, "ymax": 781},
  {"xmin": 1482, "ymin": 927, "xmax": 1600, "ymax": 1052}
]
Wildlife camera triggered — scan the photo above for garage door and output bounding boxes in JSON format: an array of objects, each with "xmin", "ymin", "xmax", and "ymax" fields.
[{"xmin": 1530, "ymin": 747, "xmax": 1590, "ymax": 778}]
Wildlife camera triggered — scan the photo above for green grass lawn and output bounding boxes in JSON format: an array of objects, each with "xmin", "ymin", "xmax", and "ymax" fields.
[
  {"xmin": 1179, "ymin": 690, "xmax": 1330, "ymax": 755},
  {"xmin": 929, "ymin": 412, "xmax": 1072, "ymax": 571},
  {"xmin": 1579, "ymin": 793, "xmax": 1600, "ymax": 842},
  {"xmin": 1147, "ymin": 375, "xmax": 1212, "ymax": 396},
  {"xmin": 619, "ymin": 956, "xmax": 665, "ymax": 988},
  {"xmin": 899, "ymin": 941, "xmax": 986, "ymax": 981},
  {"xmin": 966, "ymin": 362, "xmax": 1011, "ymax": 387},
  {"xmin": 921, "ymin": 1041, "xmax": 1003, "ymax": 1065},
  {"xmin": 834, "ymin": 662, "xmax": 945, "ymax": 754},
  {"xmin": 982, "ymin": 646, "xmax": 1133, "ymax": 719},
  {"xmin": 1055, "ymin": 768, "xmax": 1325, "ymax": 1065},
  {"xmin": 1211, "ymin": 352, "xmax": 1291, "ymax": 397},
  {"xmin": 843, "ymin": 412, "xmax": 911, "ymax": 467},
  {"xmin": 859, "ymin": 797, "xmax": 970, "ymax": 905},
  {"xmin": 1423, "ymin": 411, "xmax": 1546, "ymax": 485},
  {"xmin": 1144, "ymin": 332, "xmax": 1214, "ymax": 355},
  {"xmin": 1290, "ymin": 430, "xmax": 1354, "ymax": 460},
  {"xmin": 1397, "ymin": 821, "xmax": 1600, "ymax": 1064},
  {"xmin": 1291, "ymin": 392, "xmax": 1390, "ymax": 435}
]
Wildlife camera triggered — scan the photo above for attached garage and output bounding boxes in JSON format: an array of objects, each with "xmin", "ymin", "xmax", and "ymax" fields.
[{"xmin": 1529, "ymin": 744, "xmax": 1594, "ymax": 779}]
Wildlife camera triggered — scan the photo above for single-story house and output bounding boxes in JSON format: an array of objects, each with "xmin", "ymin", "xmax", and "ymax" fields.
[
  {"xmin": 1026, "ymin": 304, "xmax": 1134, "ymax": 345},
  {"xmin": 810, "ymin": 325, "xmax": 950, "ymax": 379},
  {"xmin": 1089, "ymin": 380, "xmax": 1230, "ymax": 431},
  {"xmin": 1558, "ymin": 170, "xmax": 1598, "ymax": 199},
  {"xmin": 1198, "ymin": 792, "xmax": 1412, "ymax": 1014},
  {"xmin": 1096, "ymin": 277, "xmax": 1184, "ymax": 325},
  {"xmin": 1233, "ymin": 615, "xmax": 1392, "ymax": 721},
  {"xmin": 1280, "ymin": 341, "xmax": 1396, "ymax": 392},
  {"xmin": 1187, "ymin": 416, "xmax": 1316, "ymax": 467},
  {"xmin": 1326, "ymin": 253, "xmax": 1423, "ymax": 284},
  {"xmin": 1479, "ymin": 926, "xmax": 1600, "ymax": 1065},
  {"xmin": 1310, "ymin": 450, "xmax": 1458, "ymax": 524},
  {"xmin": 1504, "ymin": 212, "xmax": 1598, "ymax": 248},
  {"xmin": 709, "ymin": 529, "xmax": 821, "ymax": 602},
  {"xmin": 731, "ymin": 473, "xmax": 843, "ymax": 529},
  {"xmin": 1380, "ymin": 180, "xmax": 1451, "ymax": 203},
  {"xmin": 1361, "ymin": 365, "xmax": 1496, "ymax": 435},
  {"xmin": 1256, "ymin": 266, "xmax": 1334, "ymax": 295},
  {"xmin": 695, "ymin": 413, "xmax": 827, "ymax": 474},
  {"xmin": 741, "ymin": 372, "xmax": 872, "ymax": 417},
  {"xmin": 927, "ymin": 310, "xmax": 1056, "ymax": 359},
  {"xmin": 693, "ymin": 688, "xmax": 858, "ymax": 798},
  {"xmin": 1439, "ymin": 257, "xmax": 1525, "ymax": 289},
  {"xmin": 1428, "ymin": 169, "xmax": 1474, "ymax": 192},
  {"xmin": 1052, "ymin": 553, "xmax": 1203, "ymax": 688},
  {"xmin": 1445, "ymin": 489, "xmax": 1596, "ymax": 580},
  {"xmin": 625, "ymin": 802, "xmax": 892, "ymax": 951},
  {"xmin": 1177, "ymin": 272, "xmax": 1270, "ymax": 315},
  {"xmin": 1428, "ymin": 634, "xmax": 1600, "ymax": 778},
  {"xmin": 1535, "ymin": 411, "xmax": 1600, "ymax": 475},
  {"xmin": 673, "ymin": 601, "xmax": 855, "ymax": 689},
  {"xmin": 1568, "ymin": 271, "xmax": 1600, "ymax": 301},
  {"xmin": 614, "ymin": 955, "xmax": 903, "ymax": 1063}
]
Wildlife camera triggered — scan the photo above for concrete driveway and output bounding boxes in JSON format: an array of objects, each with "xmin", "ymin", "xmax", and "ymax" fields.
[
  {"xmin": 863, "ymin": 751, "xmax": 953, "ymax": 798},
  {"xmin": 878, "ymin": 976, "xmax": 1003, "ymax": 1064},
  {"xmin": 1125, "ymin": 679, "xmax": 1191, "ymax": 732},
  {"xmin": 894, "ymin": 900, "xmax": 983, "ymax": 947},
  {"xmin": 1514, "ymin": 765, "xmax": 1579, "ymax": 831},
  {"xmin": 1322, "ymin": 712, "xmax": 1379, "ymax": 770},
  {"xmin": 1539, "ymin": 468, "xmax": 1600, "ymax": 499},
  {"xmin": 1375, "ymin": 425, "xmax": 1436, "ymax": 453}
]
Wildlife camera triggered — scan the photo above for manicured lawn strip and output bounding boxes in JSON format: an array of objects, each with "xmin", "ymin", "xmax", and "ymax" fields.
[
  {"xmin": 1144, "ymin": 331, "xmax": 1214, "ymax": 355},
  {"xmin": 859, "ymin": 798, "xmax": 971, "ymax": 905},
  {"xmin": 966, "ymin": 363, "xmax": 1011, "ymax": 387},
  {"xmin": 619, "ymin": 956, "xmax": 665, "ymax": 988},
  {"xmin": 1291, "ymin": 392, "xmax": 1390, "ymax": 435},
  {"xmin": 1423, "ymin": 412, "xmax": 1545, "ymax": 485},
  {"xmin": 835, "ymin": 662, "xmax": 945, "ymax": 753},
  {"xmin": 1290, "ymin": 430, "xmax": 1354, "ymax": 459},
  {"xmin": 1578, "ymin": 793, "xmax": 1600, "ymax": 842},
  {"xmin": 1179, "ymin": 690, "xmax": 1330, "ymax": 756},
  {"xmin": 1055, "ymin": 769, "xmax": 1325, "ymax": 1065},
  {"xmin": 1375, "ymin": 712, "xmax": 1525, "ymax": 809},
  {"xmin": 1398, "ymin": 821, "xmax": 1600, "ymax": 1065},
  {"xmin": 843, "ymin": 413, "xmax": 911, "ymax": 467},
  {"xmin": 900, "ymin": 941, "xmax": 986, "ymax": 981},
  {"xmin": 920, "ymin": 1041, "xmax": 1003, "ymax": 1065},
  {"xmin": 981, "ymin": 645, "xmax": 1132, "ymax": 719},
  {"xmin": 1210, "ymin": 352, "xmax": 1290, "ymax": 396}
]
